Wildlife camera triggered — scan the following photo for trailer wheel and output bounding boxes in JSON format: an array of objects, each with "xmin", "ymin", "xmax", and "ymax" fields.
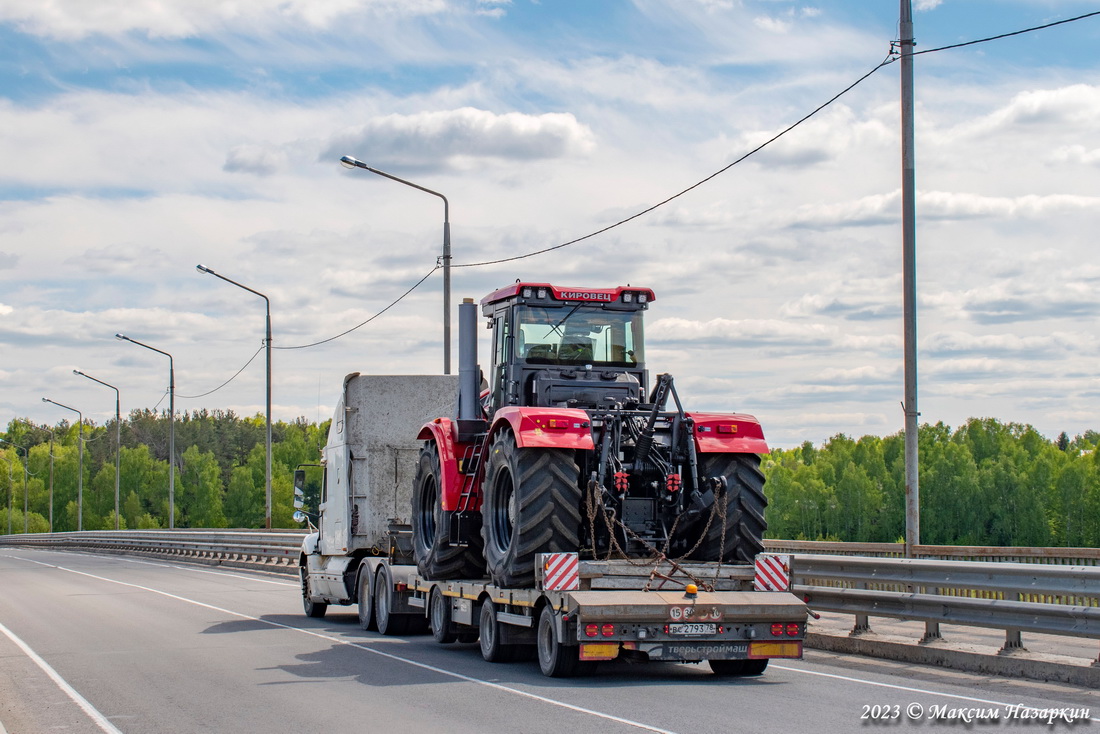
[
  {"xmin": 479, "ymin": 600, "xmax": 518, "ymax": 663},
  {"xmin": 412, "ymin": 444, "xmax": 486, "ymax": 580},
  {"xmin": 482, "ymin": 431, "xmax": 581, "ymax": 587},
  {"xmin": 374, "ymin": 565, "xmax": 410, "ymax": 636},
  {"xmin": 536, "ymin": 606, "xmax": 579, "ymax": 677},
  {"xmin": 709, "ymin": 658, "xmax": 769, "ymax": 677},
  {"xmin": 300, "ymin": 564, "xmax": 327, "ymax": 619},
  {"xmin": 357, "ymin": 563, "xmax": 376, "ymax": 631},
  {"xmin": 682, "ymin": 453, "xmax": 767, "ymax": 563},
  {"xmin": 429, "ymin": 586, "xmax": 457, "ymax": 644}
]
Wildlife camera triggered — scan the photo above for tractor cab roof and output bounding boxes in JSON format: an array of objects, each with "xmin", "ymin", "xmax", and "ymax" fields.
[{"xmin": 481, "ymin": 283, "xmax": 656, "ymax": 314}]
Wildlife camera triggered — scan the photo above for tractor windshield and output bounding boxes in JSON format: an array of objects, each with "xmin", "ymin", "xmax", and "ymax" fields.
[{"xmin": 514, "ymin": 305, "xmax": 644, "ymax": 367}]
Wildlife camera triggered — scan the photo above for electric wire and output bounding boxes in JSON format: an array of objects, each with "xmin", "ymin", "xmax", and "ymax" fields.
[
  {"xmin": 274, "ymin": 266, "xmax": 439, "ymax": 350},
  {"xmin": 204, "ymin": 9, "xmax": 1100, "ymax": 359},
  {"xmin": 177, "ymin": 344, "xmax": 265, "ymax": 399},
  {"xmin": 911, "ymin": 10, "xmax": 1100, "ymax": 57}
]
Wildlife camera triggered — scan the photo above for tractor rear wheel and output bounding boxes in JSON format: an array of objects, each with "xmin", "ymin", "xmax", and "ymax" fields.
[
  {"xmin": 482, "ymin": 431, "xmax": 581, "ymax": 588},
  {"xmin": 682, "ymin": 453, "xmax": 767, "ymax": 563},
  {"xmin": 412, "ymin": 443, "xmax": 485, "ymax": 580}
]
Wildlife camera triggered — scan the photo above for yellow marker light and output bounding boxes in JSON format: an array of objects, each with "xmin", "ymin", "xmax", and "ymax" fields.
[{"xmin": 684, "ymin": 583, "xmax": 698, "ymax": 599}]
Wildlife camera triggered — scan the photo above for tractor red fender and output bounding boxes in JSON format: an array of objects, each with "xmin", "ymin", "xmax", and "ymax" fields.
[
  {"xmin": 416, "ymin": 418, "xmax": 467, "ymax": 512},
  {"xmin": 491, "ymin": 406, "xmax": 596, "ymax": 450},
  {"xmin": 689, "ymin": 412, "xmax": 770, "ymax": 454}
]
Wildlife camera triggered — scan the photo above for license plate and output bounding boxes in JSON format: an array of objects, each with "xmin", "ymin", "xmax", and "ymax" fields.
[{"xmin": 667, "ymin": 623, "xmax": 716, "ymax": 636}]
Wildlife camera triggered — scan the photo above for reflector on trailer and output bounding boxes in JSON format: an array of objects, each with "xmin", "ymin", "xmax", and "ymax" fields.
[
  {"xmin": 749, "ymin": 641, "xmax": 802, "ymax": 659},
  {"xmin": 580, "ymin": 643, "xmax": 619, "ymax": 661}
]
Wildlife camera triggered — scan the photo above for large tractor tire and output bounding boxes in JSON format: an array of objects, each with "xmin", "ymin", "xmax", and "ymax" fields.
[
  {"xmin": 481, "ymin": 431, "xmax": 581, "ymax": 588},
  {"xmin": 682, "ymin": 453, "xmax": 767, "ymax": 564},
  {"xmin": 412, "ymin": 443, "xmax": 485, "ymax": 580}
]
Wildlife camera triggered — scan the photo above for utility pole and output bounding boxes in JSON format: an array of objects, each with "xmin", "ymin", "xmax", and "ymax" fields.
[{"xmin": 900, "ymin": 0, "xmax": 920, "ymax": 558}]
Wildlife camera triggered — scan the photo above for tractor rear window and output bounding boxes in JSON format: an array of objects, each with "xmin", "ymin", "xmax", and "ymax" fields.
[{"xmin": 514, "ymin": 305, "xmax": 644, "ymax": 367}]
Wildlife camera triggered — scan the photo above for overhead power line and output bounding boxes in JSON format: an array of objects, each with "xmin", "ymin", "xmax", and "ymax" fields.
[{"xmin": 177, "ymin": 344, "xmax": 265, "ymax": 399}]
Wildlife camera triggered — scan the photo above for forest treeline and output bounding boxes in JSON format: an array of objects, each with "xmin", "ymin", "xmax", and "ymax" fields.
[
  {"xmin": 2, "ymin": 413, "xmax": 1098, "ymax": 547},
  {"xmin": 1, "ymin": 409, "xmax": 329, "ymax": 533}
]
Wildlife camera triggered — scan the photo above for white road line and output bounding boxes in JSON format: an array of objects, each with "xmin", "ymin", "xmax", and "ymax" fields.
[
  {"xmin": 0, "ymin": 620, "xmax": 124, "ymax": 734},
  {"xmin": 772, "ymin": 664, "xmax": 1100, "ymax": 722},
  {"xmin": 6, "ymin": 554, "xmax": 679, "ymax": 734}
]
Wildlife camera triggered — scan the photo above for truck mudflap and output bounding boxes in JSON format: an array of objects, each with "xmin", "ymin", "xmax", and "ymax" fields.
[{"xmin": 566, "ymin": 589, "xmax": 806, "ymax": 663}]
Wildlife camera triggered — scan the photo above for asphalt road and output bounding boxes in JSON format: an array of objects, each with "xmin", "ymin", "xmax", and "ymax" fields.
[{"xmin": 1, "ymin": 548, "xmax": 1096, "ymax": 734}]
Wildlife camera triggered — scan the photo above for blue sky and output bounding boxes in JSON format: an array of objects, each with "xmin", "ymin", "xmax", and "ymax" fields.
[{"xmin": 1, "ymin": 0, "xmax": 1099, "ymax": 447}]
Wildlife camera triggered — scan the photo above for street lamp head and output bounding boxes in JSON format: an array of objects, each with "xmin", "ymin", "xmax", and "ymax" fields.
[
  {"xmin": 73, "ymin": 369, "xmax": 83, "ymax": 377},
  {"xmin": 196, "ymin": 264, "xmax": 213, "ymax": 275},
  {"xmin": 41, "ymin": 397, "xmax": 48, "ymax": 403},
  {"xmin": 115, "ymin": 333, "xmax": 127, "ymax": 341},
  {"xmin": 339, "ymin": 155, "xmax": 361, "ymax": 169}
]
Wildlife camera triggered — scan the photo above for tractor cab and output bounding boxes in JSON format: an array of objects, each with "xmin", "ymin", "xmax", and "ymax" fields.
[{"xmin": 481, "ymin": 283, "xmax": 655, "ymax": 415}]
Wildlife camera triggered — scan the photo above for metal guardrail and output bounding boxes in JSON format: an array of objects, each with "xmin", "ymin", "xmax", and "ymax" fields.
[
  {"xmin": 3, "ymin": 531, "xmax": 1098, "ymax": 659},
  {"xmin": 793, "ymin": 554, "xmax": 1100, "ymax": 655},
  {"xmin": 0, "ymin": 530, "xmax": 306, "ymax": 571},
  {"xmin": 764, "ymin": 539, "xmax": 1100, "ymax": 565}
]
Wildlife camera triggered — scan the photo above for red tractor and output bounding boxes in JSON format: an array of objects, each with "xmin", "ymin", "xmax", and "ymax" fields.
[{"xmin": 412, "ymin": 283, "xmax": 769, "ymax": 587}]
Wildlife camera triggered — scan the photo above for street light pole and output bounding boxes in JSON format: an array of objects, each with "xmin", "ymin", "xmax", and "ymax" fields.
[
  {"xmin": 900, "ymin": 0, "xmax": 920, "ymax": 558},
  {"xmin": 196, "ymin": 264, "xmax": 273, "ymax": 529},
  {"xmin": 339, "ymin": 155, "xmax": 452, "ymax": 375},
  {"xmin": 115, "ymin": 335, "xmax": 175, "ymax": 529},
  {"xmin": 74, "ymin": 370, "xmax": 122, "ymax": 530},
  {"xmin": 41, "ymin": 399, "xmax": 83, "ymax": 531}
]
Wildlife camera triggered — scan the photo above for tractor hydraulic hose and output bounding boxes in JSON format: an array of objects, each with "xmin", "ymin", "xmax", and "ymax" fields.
[{"xmin": 635, "ymin": 373, "xmax": 672, "ymax": 465}]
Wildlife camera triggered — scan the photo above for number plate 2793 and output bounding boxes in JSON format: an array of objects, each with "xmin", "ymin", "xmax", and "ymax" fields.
[{"xmin": 667, "ymin": 623, "xmax": 716, "ymax": 635}]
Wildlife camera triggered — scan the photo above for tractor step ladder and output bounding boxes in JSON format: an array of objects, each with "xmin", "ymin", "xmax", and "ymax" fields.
[{"xmin": 449, "ymin": 441, "xmax": 485, "ymax": 546}]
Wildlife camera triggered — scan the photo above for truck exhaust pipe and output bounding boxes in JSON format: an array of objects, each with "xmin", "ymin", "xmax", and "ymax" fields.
[{"xmin": 457, "ymin": 297, "xmax": 480, "ymax": 422}]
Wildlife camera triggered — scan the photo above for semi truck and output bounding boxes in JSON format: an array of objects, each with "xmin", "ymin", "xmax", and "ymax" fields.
[{"xmin": 297, "ymin": 283, "xmax": 807, "ymax": 677}]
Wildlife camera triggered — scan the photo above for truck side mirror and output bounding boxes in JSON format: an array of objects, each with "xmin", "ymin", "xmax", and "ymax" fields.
[{"xmin": 293, "ymin": 469, "xmax": 306, "ymax": 509}]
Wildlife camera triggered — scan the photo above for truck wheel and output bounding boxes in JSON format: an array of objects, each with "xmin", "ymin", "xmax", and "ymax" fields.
[
  {"xmin": 357, "ymin": 563, "xmax": 376, "ymax": 631},
  {"xmin": 429, "ymin": 586, "xmax": 457, "ymax": 644},
  {"xmin": 301, "ymin": 564, "xmax": 327, "ymax": 619},
  {"xmin": 682, "ymin": 453, "xmax": 767, "ymax": 563},
  {"xmin": 374, "ymin": 565, "xmax": 410, "ymax": 636},
  {"xmin": 412, "ymin": 444, "xmax": 486, "ymax": 580},
  {"xmin": 479, "ymin": 600, "xmax": 518, "ymax": 663},
  {"xmin": 536, "ymin": 606, "xmax": 579, "ymax": 677},
  {"xmin": 709, "ymin": 658, "xmax": 768, "ymax": 677},
  {"xmin": 482, "ymin": 431, "xmax": 581, "ymax": 587}
]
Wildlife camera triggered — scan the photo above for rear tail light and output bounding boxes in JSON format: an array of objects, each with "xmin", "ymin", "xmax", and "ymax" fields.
[
  {"xmin": 786, "ymin": 623, "xmax": 800, "ymax": 636},
  {"xmin": 602, "ymin": 624, "xmax": 615, "ymax": 637},
  {"xmin": 771, "ymin": 623, "xmax": 784, "ymax": 636},
  {"xmin": 585, "ymin": 624, "xmax": 599, "ymax": 637}
]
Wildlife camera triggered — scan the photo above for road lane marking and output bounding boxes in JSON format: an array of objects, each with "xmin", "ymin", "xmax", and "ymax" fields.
[
  {"xmin": 0, "ymin": 620, "xmax": 124, "ymax": 734},
  {"xmin": 5, "ymin": 554, "xmax": 679, "ymax": 734},
  {"xmin": 771, "ymin": 664, "xmax": 1100, "ymax": 722}
]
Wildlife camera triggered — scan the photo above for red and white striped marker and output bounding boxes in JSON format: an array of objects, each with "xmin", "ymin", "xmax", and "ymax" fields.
[
  {"xmin": 754, "ymin": 554, "xmax": 791, "ymax": 591},
  {"xmin": 542, "ymin": 552, "xmax": 580, "ymax": 591}
]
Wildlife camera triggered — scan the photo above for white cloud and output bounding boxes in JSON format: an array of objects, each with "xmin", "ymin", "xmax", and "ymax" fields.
[
  {"xmin": 954, "ymin": 84, "xmax": 1100, "ymax": 138},
  {"xmin": 1049, "ymin": 145, "xmax": 1100, "ymax": 166},
  {"xmin": 0, "ymin": 0, "xmax": 451, "ymax": 39},
  {"xmin": 224, "ymin": 145, "xmax": 287, "ymax": 176},
  {"xmin": 324, "ymin": 108, "xmax": 596, "ymax": 169}
]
